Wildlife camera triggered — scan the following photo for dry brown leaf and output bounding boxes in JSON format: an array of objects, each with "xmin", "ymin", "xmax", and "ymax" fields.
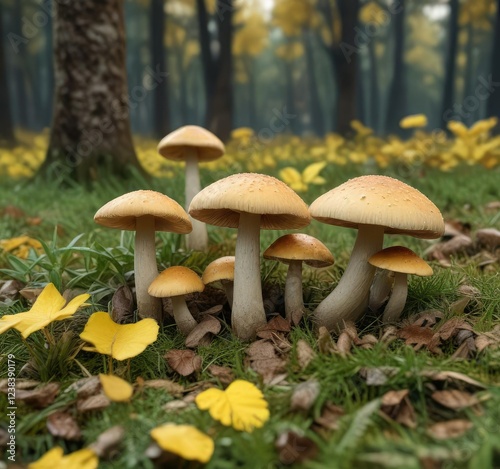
[
  {"xmin": 411, "ymin": 310, "xmax": 444, "ymax": 328},
  {"xmin": 16, "ymin": 382, "xmax": 60, "ymax": 409},
  {"xmin": 165, "ymin": 349, "xmax": 202, "ymax": 376},
  {"xmin": 484, "ymin": 201, "xmax": 500, "ymax": 211},
  {"xmin": 336, "ymin": 331, "xmax": 352, "ymax": 357},
  {"xmin": 246, "ymin": 339, "xmax": 287, "ymax": 383},
  {"xmin": 0, "ymin": 279, "xmax": 25, "ymax": 300},
  {"xmin": 142, "ymin": 379, "xmax": 184, "ymax": 397},
  {"xmin": 381, "ymin": 389, "xmax": 409, "ymax": 407},
  {"xmin": 185, "ymin": 315, "xmax": 221, "ymax": 348},
  {"xmin": 420, "ymin": 370, "xmax": 487, "ymax": 389},
  {"xmin": 77, "ymin": 393, "xmax": 110, "ymax": 413},
  {"xmin": 0, "ymin": 379, "xmax": 40, "ymax": 393},
  {"xmin": 111, "ymin": 285, "xmax": 135, "ymax": 324},
  {"xmin": 359, "ymin": 366, "xmax": 399, "ymax": 386},
  {"xmin": 313, "ymin": 402, "xmax": 345, "ymax": 431},
  {"xmin": 358, "ymin": 334, "xmax": 378, "ymax": 348},
  {"xmin": 398, "ymin": 325, "xmax": 441, "ymax": 353},
  {"xmin": 65, "ymin": 376, "xmax": 101, "ymax": 399},
  {"xmin": 290, "ymin": 380, "xmax": 320, "ymax": 412},
  {"xmin": 438, "ymin": 318, "xmax": 473, "ymax": 340},
  {"xmin": 427, "ymin": 419, "xmax": 473, "ymax": 440},
  {"xmin": 457, "ymin": 284, "xmax": 481, "ymax": 298},
  {"xmin": 275, "ymin": 431, "xmax": 318, "ymax": 465},
  {"xmin": 163, "ymin": 399, "xmax": 190, "ymax": 411},
  {"xmin": 207, "ymin": 365, "xmax": 234, "ymax": 385},
  {"xmin": 19, "ymin": 287, "xmax": 44, "ymax": 303},
  {"xmin": 451, "ymin": 337, "xmax": 476, "ymax": 360},
  {"xmin": 257, "ymin": 315, "xmax": 291, "ymax": 340},
  {"xmin": 475, "ymin": 334, "xmax": 493, "ymax": 352},
  {"xmin": 296, "ymin": 339, "xmax": 316, "ymax": 369},
  {"xmin": 380, "ymin": 390, "xmax": 416, "ymax": 428},
  {"xmin": 475, "ymin": 228, "xmax": 500, "ymax": 250},
  {"xmin": 47, "ymin": 411, "xmax": 81, "ymax": 441},
  {"xmin": 431, "ymin": 390, "xmax": 480, "ymax": 410},
  {"xmin": 89, "ymin": 425, "xmax": 124, "ymax": 460},
  {"xmin": 317, "ymin": 326, "xmax": 335, "ymax": 354}
]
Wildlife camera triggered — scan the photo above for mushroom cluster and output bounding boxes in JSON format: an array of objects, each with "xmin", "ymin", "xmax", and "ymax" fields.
[{"xmin": 94, "ymin": 127, "xmax": 444, "ymax": 341}]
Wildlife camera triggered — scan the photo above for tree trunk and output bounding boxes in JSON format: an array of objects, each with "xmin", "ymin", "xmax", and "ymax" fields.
[
  {"xmin": 440, "ymin": 0, "xmax": 459, "ymax": 129},
  {"xmin": 384, "ymin": 0, "xmax": 407, "ymax": 135},
  {"xmin": 368, "ymin": 40, "xmax": 379, "ymax": 131},
  {"xmin": 206, "ymin": 0, "xmax": 233, "ymax": 141},
  {"xmin": 0, "ymin": 3, "xmax": 15, "ymax": 146},
  {"xmin": 487, "ymin": 0, "xmax": 500, "ymax": 127},
  {"xmin": 284, "ymin": 59, "xmax": 298, "ymax": 134},
  {"xmin": 304, "ymin": 31, "xmax": 324, "ymax": 135},
  {"xmin": 330, "ymin": 0, "xmax": 360, "ymax": 135},
  {"xmin": 463, "ymin": 22, "xmax": 475, "ymax": 125},
  {"xmin": 150, "ymin": 0, "xmax": 170, "ymax": 138},
  {"xmin": 42, "ymin": 1, "xmax": 143, "ymax": 182}
]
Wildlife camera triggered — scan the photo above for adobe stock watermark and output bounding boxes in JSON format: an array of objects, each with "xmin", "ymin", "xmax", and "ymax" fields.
[
  {"xmin": 340, "ymin": 1, "xmax": 403, "ymax": 64},
  {"xmin": 51, "ymin": 65, "xmax": 169, "ymax": 180},
  {"xmin": 5, "ymin": 354, "xmax": 16, "ymax": 463}
]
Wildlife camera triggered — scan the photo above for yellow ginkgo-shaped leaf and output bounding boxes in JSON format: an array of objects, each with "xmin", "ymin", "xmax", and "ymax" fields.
[
  {"xmin": 279, "ymin": 167, "xmax": 307, "ymax": 192},
  {"xmin": 0, "ymin": 283, "xmax": 89, "ymax": 338},
  {"xmin": 195, "ymin": 380, "xmax": 270, "ymax": 432},
  {"xmin": 399, "ymin": 114, "xmax": 428, "ymax": 129},
  {"xmin": 302, "ymin": 162, "xmax": 327, "ymax": 184},
  {"xmin": 99, "ymin": 374, "xmax": 133, "ymax": 402},
  {"xmin": 28, "ymin": 446, "xmax": 98, "ymax": 469},
  {"xmin": 80, "ymin": 312, "xmax": 159, "ymax": 361},
  {"xmin": 150, "ymin": 423, "xmax": 214, "ymax": 463}
]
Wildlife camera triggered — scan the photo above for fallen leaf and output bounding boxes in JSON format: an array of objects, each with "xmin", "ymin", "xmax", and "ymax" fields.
[
  {"xmin": 256, "ymin": 315, "xmax": 291, "ymax": 340},
  {"xmin": 420, "ymin": 370, "xmax": 487, "ymax": 389},
  {"xmin": 336, "ymin": 331, "xmax": 352, "ymax": 356},
  {"xmin": 185, "ymin": 315, "xmax": 221, "ymax": 348},
  {"xmin": 77, "ymin": 393, "xmax": 110, "ymax": 413},
  {"xmin": 457, "ymin": 284, "xmax": 481, "ymax": 298},
  {"xmin": 89, "ymin": 425, "xmax": 124, "ymax": 460},
  {"xmin": 0, "ymin": 379, "xmax": 40, "ymax": 393},
  {"xmin": 438, "ymin": 318, "xmax": 473, "ymax": 340},
  {"xmin": 381, "ymin": 389, "xmax": 409, "ymax": 407},
  {"xmin": 484, "ymin": 201, "xmax": 500, "ymax": 211},
  {"xmin": 207, "ymin": 365, "xmax": 234, "ymax": 385},
  {"xmin": 296, "ymin": 339, "xmax": 316, "ymax": 369},
  {"xmin": 163, "ymin": 400, "xmax": 190, "ymax": 411},
  {"xmin": 65, "ymin": 376, "xmax": 101, "ymax": 399},
  {"xmin": 141, "ymin": 379, "xmax": 184, "ymax": 397},
  {"xmin": 99, "ymin": 374, "xmax": 133, "ymax": 403},
  {"xmin": 427, "ymin": 419, "xmax": 473, "ymax": 439},
  {"xmin": 111, "ymin": 285, "xmax": 135, "ymax": 324},
  {"xmin": 246, "ymin": 340, "xmax": 286, "ymax": 383},
  {"xmin": 165, "ymin": 349, "xmax": 202, "ymax": 376},
  {"xmin": 313, "ymin": 402, "xmax": 345, "ymax": 431},
  {"xmin": 275, "ymin": 431, "xmax": 318, "ymax": 465},
  {"xmin": 451, "ymin": 337, "xmax": 476, "ymax": 359},
  {"xmin": 317, "ymin": 326, "xmax": 335, "ymax": 354},
  {"xmin": 47, "ymin": 412, "xmax": 82, "ymax": 441},
  {"xmin": 0, "ymin": 280, "xmax": 24, "ymax": 300},
  {"xmin": 290, "ymin": 380, "xmax": 320, "ymax": 412},
  {"xmin": 360, "ymin": 367, "xmax": 399, "ymax": 386},
  {"xmin": 28, "ymin": 446, "xmax": 98, "ymax": 469},
  {"xmin": 18, "ymin": 287, "xmax": 44, "ymax": 303},
  {"xmin": 475, "ymin": 228, "xmax": 500, "ymax": 250},
  {"xmin": 380, "ymin": 390, "xmax": 416, "ymax": 428},
  {"xmin": 411, "ymin": 310, "xmax": 443, "ymax": 327},
  {"xmin": 431, "ymin": 390, "xmax": 480, "ymax": 410},
  {"xmin": 16, "ymin": 382, "xmax": 60, "ymax": 408},
  {"xmin": 398, "ymin": 325, "xmax": 441, "ymax": 353}
]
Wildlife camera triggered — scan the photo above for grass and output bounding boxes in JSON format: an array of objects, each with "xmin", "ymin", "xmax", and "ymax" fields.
[{"xmin": 0, "ymin": 161, "xmax": 499, "ymax": 468}]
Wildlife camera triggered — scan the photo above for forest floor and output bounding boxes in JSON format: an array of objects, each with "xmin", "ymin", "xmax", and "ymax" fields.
[{"xmin": 0, "ymin": 153, "xmax": 499, "ymax": 468}]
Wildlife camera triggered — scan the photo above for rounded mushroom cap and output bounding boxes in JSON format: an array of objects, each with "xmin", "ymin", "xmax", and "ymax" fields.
[
  {"xmin": 309, "ymin": 175, "xmax": 444, "ymax": 239},
  {"xmin": 94, "ymin": 190, "xmax": 192, "ymax": 233},
  {"xmin": 157, "ymin": 125, "xmax": 225, "ymax": 163},
  {"xmin": 368, "ymin": 246, "xmax": 433, "ymax": 276},
  {"xmin": 263, "ymin": 234, "xmax": 334, "ymax": 268},
  {"xmin": 148, "ymin": 266, "xmax": 205, "ymax": 297},
  {"xmin": 202, "ymin": 256, "xmax": 235, "ymax": 284},
  {"xmin": 189, "ymin": 173, "xmax": 311, "ymax": 230}
]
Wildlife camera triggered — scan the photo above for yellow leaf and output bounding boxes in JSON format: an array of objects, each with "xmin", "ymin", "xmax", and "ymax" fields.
[
  {"xmin": 28, "ymin": 447, "xmax": 98, "ymax": 469},
  {"xmin": 80, "ymin": 312, "xmax": 159, "ymax": 360},
  {"xmin": 0, "ymin": 283, "xmax": 89, "ymax": 338},
  {"xmin": 195, "ymin": 380, "xmax": 270, "ymax": 432},
  {"xmin": 399, "ymin": 114, "xmax": 428, "ymax": 129},
  {"xmin": 310, "ymin": 176, "xmax": 327, "ymax": 185},
  {"xmin": 151, "ymin": 423, "xmax": 214, "ymax": 463},
  {"xmin": 302, "ymin": 162, "xmax": 326, "ymax": 184},
  {"xmin": 279, "ymin": 167, "xmax": 302, "ymax": 186},
  {"xmin": 99, "ymin": 374, "xmax": 133, "ymax": 402}
]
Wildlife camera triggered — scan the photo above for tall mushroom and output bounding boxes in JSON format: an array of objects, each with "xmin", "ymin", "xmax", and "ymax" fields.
[
  {"xmin": 189, "ymin": 173, "xmax": 311, "ymax": 341},
  {"xmin": 263, "ymin": 234, "xmax": 334, "ymax": 325},
  {"xmin": 148, "ymin": 266, "xmax": 204, "ymax": 335},
  {"xmin": 309, "ymin": 175, "xmax": 444, "ymax": 332},
  {"xmin": 94, "ymin": 190, "xmax": 192, "ymax": 322},
  {"xmin": 202, "ymin": 256, "xmax": 235, "ymax": 307},
  {"xmin": 157, "ymin": 125, "xmax": 225, "ymax": 252},
  {"xmin": 368, "ymin": 246, "xmax": 433, "ymax": 323}
]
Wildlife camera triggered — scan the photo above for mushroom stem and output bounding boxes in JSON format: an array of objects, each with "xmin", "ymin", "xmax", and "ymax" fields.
[
  {"xmin": 171, "ymin": 295, "xmax": 198, "ymax": 335},
  {"xmin": 369, "ymin": 269, "xmax": 395, "ymax": 312},
  {"xmin": 314, "ymin": 224, "xmax": 385, "ymax": 332},
  {"xmin": 232, "ymin": 212, "xmax": 266, "ymax": 340},
  {"xmin": 221, "ymin": 279, "xmax": 234, "ymax": 308},
  {"xmin": 285, "ymin": 260, "xmax": 304, "ymax": 325},
  {"xmin": 134, "ymin": 215, "xmax": 162, "ymax": 321},
  {"xmin": 185, "ymin": 149, "xmax": 208, "ymax": 251},
  {"xmin": 382, "ymin": 272, "xmax": 408, "ymax": 323}
]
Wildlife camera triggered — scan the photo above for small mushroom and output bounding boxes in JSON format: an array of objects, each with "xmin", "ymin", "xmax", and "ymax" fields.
[
  {"xmin": 189, "ymin": 173, "xmax": 310, "ymax": 340},
  {"xmin": 368, "ymin": 246, "xmax": 433, "ymax": 323},
  {"xmin": 157, "ymin": 126, "xmax": 225, "ymax": 252},
  {"xmin": 263, "ymin": 234, "xmax": 334, "ymax": 325},
  {"xmin": 309, "ymin": 175, "xmax": 444, "ymax": 332},
  {"xmin": 202, "ymin": 256, "xmax": 235, "ymax": 307},
  {"xmin": 148, "ymin": 266, "xmax": 204, "ymax": 335},
  {"xmin": 94, "ymin": 190, "xmax": 192, "ymax": 322}
]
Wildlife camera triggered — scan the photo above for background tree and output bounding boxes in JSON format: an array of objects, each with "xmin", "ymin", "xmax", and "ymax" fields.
[
  {"xmin": 487, "ymin": 0, "xmax": 500, "ymax": 125},
  {"xmin": 0, "ymin": 0, "xmax": 14, "ymax": 146},
  {"xmin": 42, "ymin": 1, "xmax": 142, "ymax": 182}
]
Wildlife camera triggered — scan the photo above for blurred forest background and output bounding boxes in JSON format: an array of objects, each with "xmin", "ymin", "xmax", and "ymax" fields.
[{"xmin": 0, "ymin": 0, "xmax": 499, "ymax": 180}]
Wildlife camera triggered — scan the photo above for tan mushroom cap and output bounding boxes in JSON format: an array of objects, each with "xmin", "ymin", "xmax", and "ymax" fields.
[
  {"xmin": 94, "ymin": 190, "xmax": 192, "ymax": 233},
  {"xmin": 264, "ymin": 234, "xmax": 334, "ymax": 268},
  {"xmin": 202, "ymin": 256, "xmax": 235, "ymax": 284},
  {"xmin": 309, "ymin": 175, "xmax": 444, "ymax": 239},
  {"xmin": 189, "ymin": 173, "xmax": 311, "ymax": 230},
  {"xmin": 157, "ymin": 125, "xmax": 225, "ymax": 163},
  {"xmin": 148, "ymin": 266, "xmax": 205, "ymax": 297},
  {"xmin": 368, "ymin": 246, "xmax": 433, "ymax": 276}
]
